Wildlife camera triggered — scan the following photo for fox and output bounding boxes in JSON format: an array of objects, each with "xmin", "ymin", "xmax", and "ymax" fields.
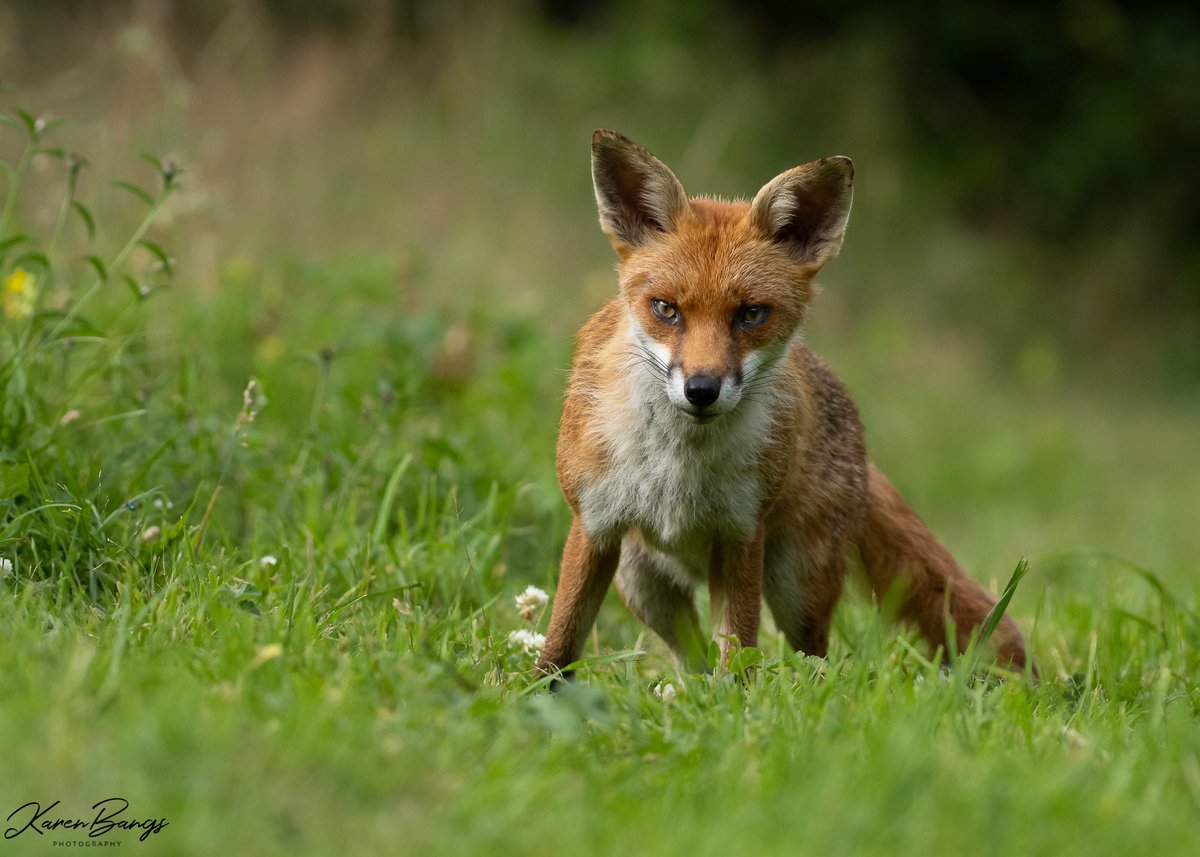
[{"xmin": 535, "ymin": 129, "xmax": 1031, "ymax": 681}]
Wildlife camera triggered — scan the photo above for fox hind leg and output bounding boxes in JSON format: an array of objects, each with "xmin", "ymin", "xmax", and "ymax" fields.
[
  {"xmin": 614, "ymin": 535, "xmax": 708, "ymax": 672},
  {"xmin": 762, "ymin": 533, "xmax": 847, "ymax": 658}
]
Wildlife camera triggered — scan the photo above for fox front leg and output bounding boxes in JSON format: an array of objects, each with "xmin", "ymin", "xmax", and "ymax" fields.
[
  {"xmin": 708, "ymin": 526, "xmax": 766, "ymax": 669},
  {"xmin": 536, "ymin": 517, "xmax": 620, "ymax": 680}
]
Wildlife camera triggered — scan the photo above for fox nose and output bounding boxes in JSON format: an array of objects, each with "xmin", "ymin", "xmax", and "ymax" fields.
[{"xmin": 684, "ymin": 375, "xmax": 722, "ymax": 408}]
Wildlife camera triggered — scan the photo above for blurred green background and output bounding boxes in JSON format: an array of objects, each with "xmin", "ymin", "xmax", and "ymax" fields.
[{"xmin": 2, "ymin": 0, "xmax": 1197, "ymax": 587}]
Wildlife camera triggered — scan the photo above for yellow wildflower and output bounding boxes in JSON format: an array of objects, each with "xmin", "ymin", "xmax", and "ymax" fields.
[{"xmin": 3, "ymin": 268, "xmax": 36, "ymax": 320}]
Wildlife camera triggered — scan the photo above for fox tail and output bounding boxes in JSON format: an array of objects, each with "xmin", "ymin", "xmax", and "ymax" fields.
[{"xmin": 858, "ymin": 462, "xmax": 1033, "ymax": 675}]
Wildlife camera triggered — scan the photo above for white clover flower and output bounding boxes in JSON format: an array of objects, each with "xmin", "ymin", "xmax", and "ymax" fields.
[
  {"xmin": 0, "ymin": 558, "xmax": 13, "ymax": 578},
  {"xmin": 653, "ymin": 681, "xmax": 677, "ymax": 704},
  {"xmin": 514, "ymin": 585, "xmax": 549, "ymax": 622},
  {"xmin": 508, "ymin": 629, "xmax": 546, "ymax": 655},
  {"xmin": 259, "ymin": 555, "xmax": 278, "ymax": 569},
  {"xmin": 141, "ymin": 525, "xmax": 161, "ymax": 541}
]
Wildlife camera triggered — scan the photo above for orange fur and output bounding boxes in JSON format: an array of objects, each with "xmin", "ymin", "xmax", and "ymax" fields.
[{"xmin": 536, "ymin": 130, "xmax": 1031, "ymax": 680}]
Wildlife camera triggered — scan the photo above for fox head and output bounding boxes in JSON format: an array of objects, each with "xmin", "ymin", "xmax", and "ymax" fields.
[{"xmin": 591, "ymin": 129, "xmax": 853, "ymax": 424}]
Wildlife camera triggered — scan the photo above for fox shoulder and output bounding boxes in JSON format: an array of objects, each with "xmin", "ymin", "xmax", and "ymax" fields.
[
  {"xmin": 795, "ymin": 346, "xmax": 863, "ymax": 443},
  {"xmin": 556, "ymin": 299, "xmax": 625, "ymax": 510},
  {"xmin": 771, "ymin": 344, "xmax": 868, "ymax": 509}
]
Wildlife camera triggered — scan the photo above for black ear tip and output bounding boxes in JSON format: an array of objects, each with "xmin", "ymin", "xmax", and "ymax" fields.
[
  {"xmin": 824, "ymin": 155, "xmax": 855, "ymax": 181},
  {"xmin": 592, "ymin": 129, "xmax": 632, "ymax": 153}
]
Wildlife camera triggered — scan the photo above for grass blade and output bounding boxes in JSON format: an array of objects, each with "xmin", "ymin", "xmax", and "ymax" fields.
[{"xmin": 977, "ymin": 558, "xmax": 1030, "ymax": 647}]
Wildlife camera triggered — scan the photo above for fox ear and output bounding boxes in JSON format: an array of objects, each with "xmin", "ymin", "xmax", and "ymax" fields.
[
  {"xmin": 591, "ymin": 130, "xmax": 690, "ymax": 258},
  {"xmin": 749, "ymin": 156, "xmax": 854, "ymax": 268}
]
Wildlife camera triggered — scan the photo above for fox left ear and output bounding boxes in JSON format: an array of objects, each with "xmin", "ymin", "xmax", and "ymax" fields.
[
  {"xmin": 749, "ymin": 156, "xmax": 854, "ymax": 268},
  {"xmin": 591, "ymin": 130, "xmax": 690, "ymax": 259}
]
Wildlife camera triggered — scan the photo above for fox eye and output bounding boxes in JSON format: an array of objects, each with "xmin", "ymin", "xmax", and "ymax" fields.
[
  {"xmin": 740, "ymin": 305, "xmax": 770, "ymax": 327},
  {"xmin": 651, "ymin": 299, "xmax": 679, "ymax": 324}
]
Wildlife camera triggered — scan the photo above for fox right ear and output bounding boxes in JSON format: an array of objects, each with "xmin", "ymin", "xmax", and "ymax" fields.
[
  {"xmin": 749, "ymin": 156, "xmax": 854, "ymax": 269},
  {"xmin": 591, "ymin": 130, "xmax": 690, "ymax": 259}
]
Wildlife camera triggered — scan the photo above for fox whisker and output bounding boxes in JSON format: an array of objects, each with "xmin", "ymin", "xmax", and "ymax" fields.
[{"xmin": 627, "ymin": 345, "xmax": 669, "ymax": 378}]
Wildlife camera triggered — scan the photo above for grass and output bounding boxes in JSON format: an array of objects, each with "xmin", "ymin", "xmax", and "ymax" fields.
[{"xmin": 3, "ymin": 12, "xmax": 1200, "ymax": 855}]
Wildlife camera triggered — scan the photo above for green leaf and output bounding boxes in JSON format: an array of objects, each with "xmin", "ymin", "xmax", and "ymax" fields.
[
  {"xmin": 34, "ymin": 310, "xmax": 105, "ymax": 338},
  {"xmin": 0, "ymin": 114, "xmax": 19, "ymax": 132},
  {"xmin": 1134, "ymin": 568, "xmax": 1177, "ymax": 607},
  {"xmin": 34, "ymin": 146, "xmax": 66, "ymax": 160},
  {"xmin": 72, "ymin": 202, "xmax": 96, "ymax": 240},
  {"xmin": 113, "ymin": 180, "xmax": 155, "ymax": 207},
  {"xmin": 220, "ymin": 582, "xmax": 263, "ymax": 616},
  {"xmin": 706, "ymin": 639, "xmax": 721, "ymax": 671},
  {"xmin": 11, "ymin": 250, "xmax": 50, "ymax": 271},
  {"xmin": 726, "ymin": 645, "xmax": 764, "ymax": 674},
  {"xmin": 85, "ymin": 255, "xmax": 108, "ymax": 281},
  {"xmin": 0, "ymin": 462, "xmax": 31, "ymax": 498},
  {"xmin": 122, "ymin": 274, "xmax": 143, "ymax": 301},
  {"xmin": 138, "ymin": 239, "xmax": 172, "ymax": 271},
  {"xmin": 141, "ymin": 153, "xmax": 165, "ymax": 172},
  {"xmin": 0, "ymin": 234, "xmax": 29, "ymax": 253},
  {"xmin": 13, "ymin": 108, "xmax": 37, "ymax": 137}
]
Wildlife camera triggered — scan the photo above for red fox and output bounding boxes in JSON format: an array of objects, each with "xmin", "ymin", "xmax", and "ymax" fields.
[{"xmin": 535, "ymin": 130, "xmax": 1030, "ymax": 680}]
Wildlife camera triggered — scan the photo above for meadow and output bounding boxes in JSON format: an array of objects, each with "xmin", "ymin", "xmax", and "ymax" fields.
[{"xmin": 2, "ymin": 6, "xmax": 1199, "ymax": 855}]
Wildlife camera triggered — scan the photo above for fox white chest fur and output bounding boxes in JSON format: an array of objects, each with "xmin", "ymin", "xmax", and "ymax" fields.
[{"xmin": 576, "ymin": 317, "xmax": 774, "ymax": 576}]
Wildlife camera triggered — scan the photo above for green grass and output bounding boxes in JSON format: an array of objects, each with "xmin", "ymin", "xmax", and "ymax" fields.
[{"xmin": 3, "ymin": 17, "xmax": 1200, "ymax": 854}]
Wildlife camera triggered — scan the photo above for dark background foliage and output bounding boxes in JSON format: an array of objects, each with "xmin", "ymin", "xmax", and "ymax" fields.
[{"xmin": 3, "ymin": 0, "xmax": 1197, "ymax": 382}]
